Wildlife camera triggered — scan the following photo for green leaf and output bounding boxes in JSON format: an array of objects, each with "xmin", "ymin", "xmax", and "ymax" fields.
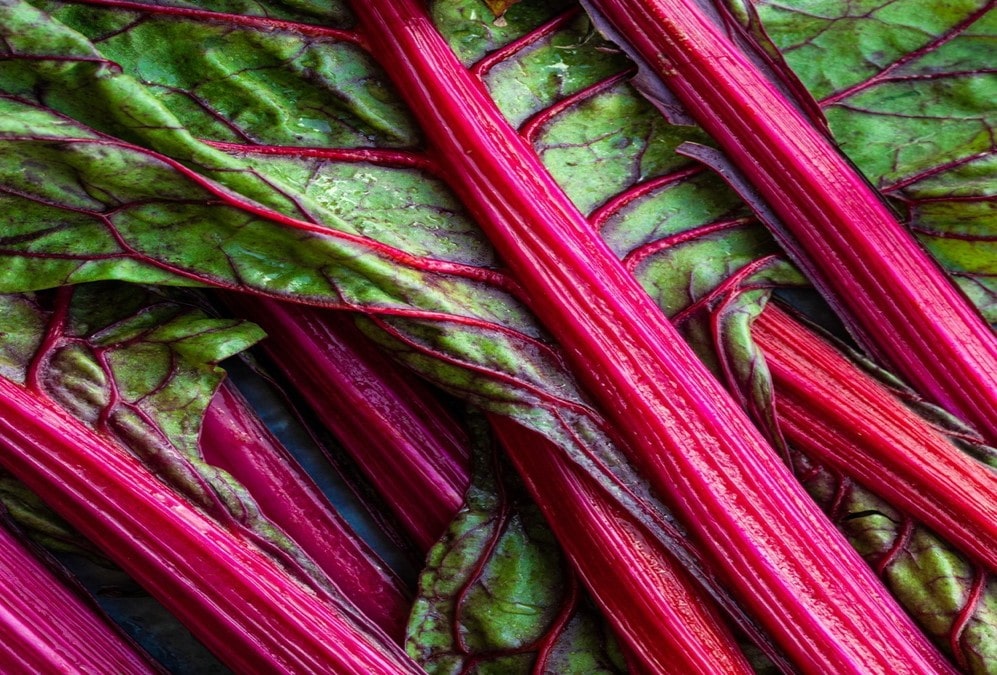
[
  {"xmin": 1, "ymin": 0, "xmax": 994, "ymax": 668},
  {"xmin": 0, "ymin": 284, "xmax": 339, "ymax": 592},
  {"xmin": 482, "ymin": 14, "xmax": 628, "ymax": 129},
  {"xmin": 0, "ymin": 4, "xmax": 662, "ymax": 559},
  {"xmin": 0, "ymin": 469, "xmax": 102, "ymax": 559},
  {"xmin": 60, "ymin": 285, "xmax": 261, "ymax": 450},
  {"xmin": 0, "ymin": 294, "xmax": 47, "ymax": 384},
  {"xmin": 407, "ymin": 418, "xmax": 624, "ymax": 674},
  {"xmin": 757, "ymin": 0, "xmax": 997, "ymax": 321},
  {"xmin": 802, "ymin": 463, "xmax": 997, "ymax": 674},
  {"xmin": 431, "ymin": 0, "xmax": 573, "ymax": 66},
  {"xmin": 44, "ymin": 1, "xmax": 412, "ymax": 147},
  {"xmin": 454, "ymin": 0, "xmax": 996, "ymax": 668}
]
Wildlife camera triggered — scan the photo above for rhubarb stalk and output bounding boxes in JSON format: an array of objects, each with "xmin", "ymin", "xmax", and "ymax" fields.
[
  {"xmin": 200, "ymin": 381, "xmax": 412, "ymax": 639},
  {"xmin": 749, "ymin": 305, "xmax": 997, "ymax": 570},
  {"xmin": 581, "ymin": 0, "xmax": 997, "ymax": 442},
  {"xmin": 493, "ymin": 417, "xmax": 754, "ymax": 674},
  {"xmin": 351, "ymin": 1, "xmax": 954, "ymax": 671},
  {"xmin": 0, "ymin": 520, "xmax": 157, "ymax": 673},
  {"xmin": 227, "ymin": 295, "xmax": 760, "ymax": 671},
  {"xmin": 0, "ymin": 376, "xmax": 422, "ymax": 674},
  {"xmin": 222, "ymin": 296, "xmax": 470, "ymax": 552}
]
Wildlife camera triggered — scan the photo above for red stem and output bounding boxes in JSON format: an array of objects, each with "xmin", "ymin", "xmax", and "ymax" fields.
[
  {"xmin": 351, "ymin": 1, "xmax": 955, "ymax": 671},
  {"xmin": 493, "ymin": 417, "xmax": 753, "ymax": 675},
  {"xmin": 0, "ymin": 377, "xmax": 421, "ymax": 674},
  {"xmin": 200, "ymin": 381, "xmax": 412, "ymax": 639},
  {"xmin": 589, "ymin": 165, "xmax": 705, "ymax": 229},
  {"xmin": 222, "ymin": 296, "xmax": 470, "ymax": 552},
  {"xmin": 753, "ymin": 305, "xmax": 997, "ymax": 572},
  {"xmin": 201, "ymin": 140, "xmax": 439, "ymax": 173},
  {"xmin": 469, "ymin": 7, "xmax": 582, "ymax": 79},
  {"xmin": 0, "ymin": 522, "xmax": 157, "ymax": 673},
  {"xmin": 519, "ymin": 69, "xmax": 635, "ymax": 144},
  {"xmin": 225, "ymin": 293, "xmax": 769, "ymax": 668},
  {"xmin": 55, "ymin": 0, "xmax": 360, "ymax": 42},
  {"xmin": 584, "ymin": 0, "xmax": 997, "ymax": 443},
  {"xmin": 948, "ymin": 568, "xmax": 986, "ymax": 672}
]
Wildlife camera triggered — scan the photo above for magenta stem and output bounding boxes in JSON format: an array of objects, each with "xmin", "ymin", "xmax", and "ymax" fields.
[
  {"xmin": 350, "ymin": 1, "xmax": 955, "ymax": 671},
  {"xmin": 0, "ymin": 522, "xmax": 157, "ymax": 673},
  {"xmin": 493, "ymin": 417, "xmax": 753, "ymax": 675},
  {"xmin": 585, "ymin": 0, "xmax": 997, "ymax": 443},
  {"xmin": 0, "ymin": 376, "xmax": 422, "ymax": 674},
  {"xmin": 223, "ymin": 295, "xmax": 470, "ymax": 552},
  {"xmin": 200, "ymin": 382, "xmax": 412, "ymax": 639},
  {"xmin": 752, "ymin": 306, "xmax": 997, "ymax": 572}
]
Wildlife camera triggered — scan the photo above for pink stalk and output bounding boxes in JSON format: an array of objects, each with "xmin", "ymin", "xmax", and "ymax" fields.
[
  {"xmin": 493, "ymin": 417, "xmax": 753, "ymax": 674},
  {"xmin": 0, "ymin": 376, "xmax": 422, "ymax": 674},
  {"xmin": 227, "ymin": 294, "xmax": 761, "ymax": 669},
  {"xmin": 0, "ymin": 522, "xmax": 157, "ymax": 673},
  {"xmin": 751, "ymin": 305, "xmax": 997, "ymax": 571},
  {"xmin": 582, "ymin": 0, "xmax": 997, "ymax": 442},
  {"xmin": 350, "ymin": 2, "xmax": 954, "ymax": 671},
  {"xmin": 222, "ymin": 295, "xmax": 470, "ymax": 552},
  {"xmin": 200, "ymin": 381, "xmax": 411, "ymax": 639}
]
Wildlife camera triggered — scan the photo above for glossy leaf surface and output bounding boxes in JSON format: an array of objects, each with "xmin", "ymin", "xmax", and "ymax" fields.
[
  {"xmin": 0, "ymin": 0, "xmax": 993, "ymax": 670},
  {"xmin": 407, "ymin": 419, "xmax": 625, "ymax": 674}
]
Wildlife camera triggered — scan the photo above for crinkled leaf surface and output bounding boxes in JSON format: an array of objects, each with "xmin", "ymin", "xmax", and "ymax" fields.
[
  {"xmin": 407, "ymin": 419, "xmax": 624, "ymax": 674},
  {"xmin": 0, "ymin": 0, "xmax": 994, "ymax": 670},
  {"xmin": 755, "ymin": 0, "xmax": 996, "ymax": 320},
  {"xmin": 0, "ymin": 0, "xmax": 672, "ymax": 563},
  {"xmin": 0, "ymin": 283, "xmax": 270, "ymax": 669},
  {"xmin": 444, "ymin": 0, "xmax": 996, "ymax": 669},
  {"xmin": 0, "ymin": 2, "xmax": 689, "ymax": 666},
  {"xmin": 0, "ymin": 283, "xmax": 341, "ymax": 596},
  {"xmin": 0, "ymin": 469, "xmax": 97, "ymax": 558},
  {"xmin": 0, "ymin": 285, "xmax": 260, "ymax": 443},
  {"xmin": 801, "ymin": 458, "xmax": 997, "ymax": 674},
  {"xmin": 0, "ymin": 281, "xmax": 255, "ymax": 549}
]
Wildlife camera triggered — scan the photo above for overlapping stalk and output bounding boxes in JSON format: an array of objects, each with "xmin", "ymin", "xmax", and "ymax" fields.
[
  {"xmin": 750, "ymin": 305, "xmax": 997, "ymax": 571},
  {"xmin": 224, "ymin": 298, "xmax": 761, "ymax": 671},
  {"xmin": 0, "ymin": 0, "xmax": 990, "ymax": 670},
  {"xmin": 200, "ymin": 381, "xmax": 411, "ymax": 639},
  {"xmin": 581, "ymin": 0, "xmax": 997, "ymax": 442},
  {"xmin": 492, "ymin": 418, "xmax": 754, "ymax": 674},
  {"xmin": 347, "ymin": 1, "xmax": 955, "ymax": 671},
  {"xmin": 0, "ymin": 376, "xmax": 422, "ymax": 674},
  {"xmin": 0, "ymin": 520, "xmax": 156, "ymax": 672},
  {"xmin": 222, "ymin": 296, "xmax": 470, "ymax": 551}
]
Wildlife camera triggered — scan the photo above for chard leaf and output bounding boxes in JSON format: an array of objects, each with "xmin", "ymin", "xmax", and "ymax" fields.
[
  {"xmin": 1, "ymin": 10, "xmax": 712, "ymax": 658},
  {"xmin": 43, "ymin": 0, "xmax": 411, "ymax": 147},
  {"xmin": 450, "ymin": 0, "xmax": 995, "ymax": 668},
  {"xmin": 0, "ymin": 284, "xmax": 343, "ymax": 595},
  {"xmin": 756, "ymin": 0, "xmax": 997, "ymax": 321},
  {"xmin": 407, "ymin": 418, "xmax": 624, "ymax": 674},
  {"xmin": 802, "ymin": 462, "xmax": 997, "ymax": 674},
  {"xmin": 0, "ymin": 0, "xmax": 672, "ymax": 573},
  {"xmin": 52, "ymin": 284, "xmax": 261, "ymax": 454},
  {"xmin": 0, "ymin": 0, "xmax": 992, "ymax": 668},
  {"xmin": 0, "ymin": 469, "xmax": 99, "ymax": 558},
  {"xmin": 430, "ymin": 1, "xmax": 574, "ymax": 65}
]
